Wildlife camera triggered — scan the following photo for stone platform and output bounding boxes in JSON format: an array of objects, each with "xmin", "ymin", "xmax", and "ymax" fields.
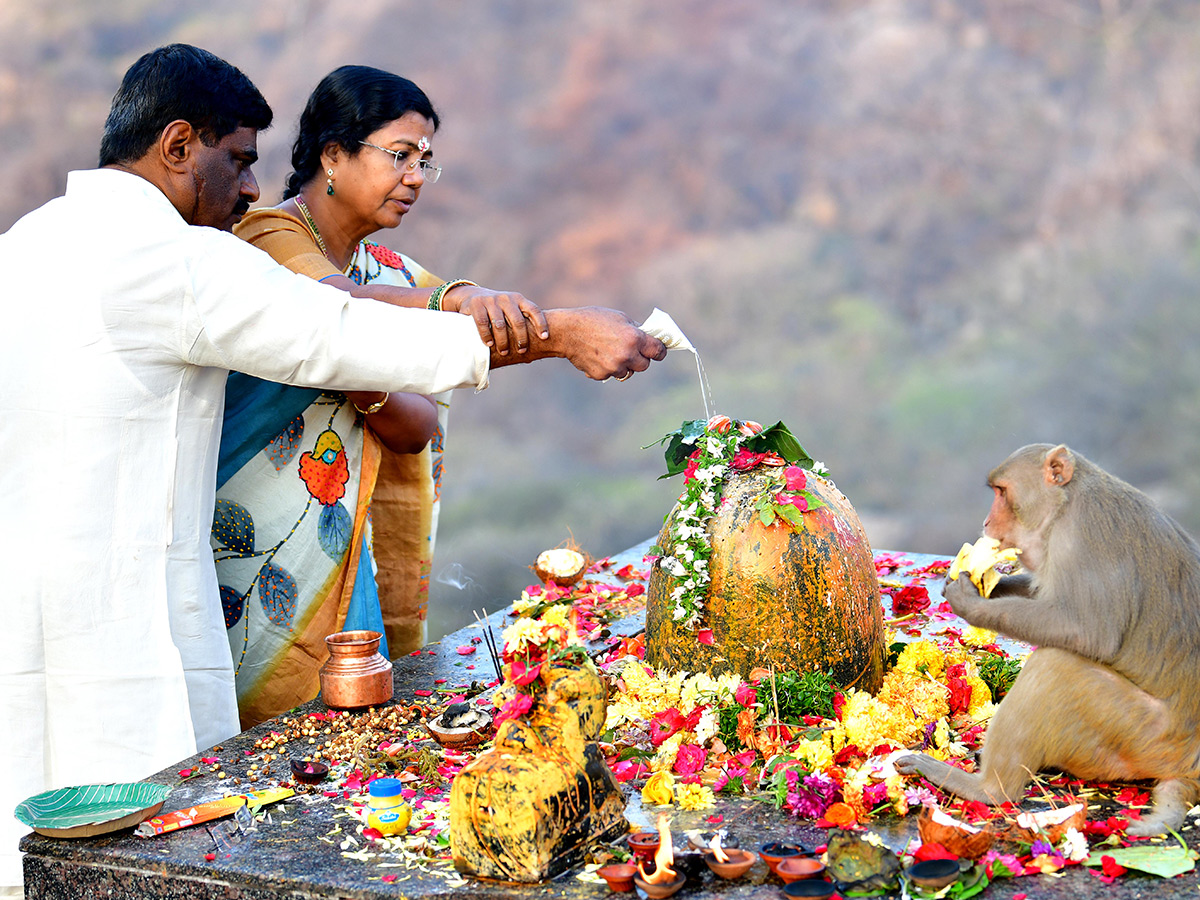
[{"xmin": 18, "ymin": 542, "xmax": 1200, "ymax": 899}]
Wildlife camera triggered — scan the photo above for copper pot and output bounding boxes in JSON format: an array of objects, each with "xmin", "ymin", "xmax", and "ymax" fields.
[{"xmin": 319, "ymin": 630, "xmax": 393, "ymax": 709}]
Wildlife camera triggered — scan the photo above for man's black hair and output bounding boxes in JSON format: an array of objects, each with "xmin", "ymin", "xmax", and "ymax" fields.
[{"xmin": 98, "ymin": 43, "xmax": 272, "ymax": 167}]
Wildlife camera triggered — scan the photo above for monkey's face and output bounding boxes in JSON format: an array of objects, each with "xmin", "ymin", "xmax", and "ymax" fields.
[{"xmin": 983, "ymin": 449, "xmax": 1068, "ymax": 572}]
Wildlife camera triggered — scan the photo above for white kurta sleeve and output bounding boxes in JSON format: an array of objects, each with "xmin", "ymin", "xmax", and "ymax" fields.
[{"xmin": 181, "ymin": 228, "xmax": 490, "ymax": 393}]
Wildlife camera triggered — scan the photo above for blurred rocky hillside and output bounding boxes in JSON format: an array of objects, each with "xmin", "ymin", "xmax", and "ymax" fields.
[{"xmin": 6, "ymin": 0, "xmax": 1200, "ymax": 638}]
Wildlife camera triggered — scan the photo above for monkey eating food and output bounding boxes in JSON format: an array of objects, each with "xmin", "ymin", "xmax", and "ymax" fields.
[{"xmin": 896, "ymin": 443, "xmax": 1200, "ymax": 836}]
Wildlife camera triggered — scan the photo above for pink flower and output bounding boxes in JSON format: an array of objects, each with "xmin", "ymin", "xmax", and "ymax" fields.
[
  {"xmin": 738, "ymin": 421, "xmax": 763, "ymax": 436},
  {"xmin": 734, "ymin": 682, "xmax": 758, "ymax": 707},
  {"xmin": 682, "ymin": 449, "xmax": 702, "ymax": 483},
  {"xmin": 783, "ymin": 466, "xmax": 807, "ymax": 491},
  {"xmin": 673, "ymin": 744, "xmax": 708, "ymax": 776},
  {"xmin": 507, "ymin": 658, "xmax": 543, "ymax": 687},
  {"xmin": 611, "ymin": 760, "xmax": 650, "ymax": 782},
  {"xmin": 649, "ymin": 708, "xmax": 686, "ymax": 747},
  {"xmin": 730, "ymin": 448, "xmax": 767, "ymax": 470},
  {"xmin": 891, "ymin": 585, "xmax": 931, "ymax": 616},
  {"xmin": 456, "ymin": 645, "xmax": 476, "ymax": 655},
  {"xmin": 775, "ymin": 491, "xmax": 809, "ymax": 511},
  {"xmin": 494, "ymin": 692, "xmax": 534, "ymax": 727}
]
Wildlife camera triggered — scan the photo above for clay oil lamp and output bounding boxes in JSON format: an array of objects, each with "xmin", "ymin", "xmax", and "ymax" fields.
[
  {"xmin": 597, "ymin": 863, "xmax": 637, "ymax": 893},
  {"xmin": 905, "ymin": 859, "xmax": 961, "ymax": 891},
  {"xmin": 633, "ymin": 814, "xmax": 686, "ymax": 899},
  {"xmin": 704, "ymin": 833, "xmax": 756, "ymax": 879},
  {"xmin": 776, "ymin": 856, "xmax": 826, "ymax": 884},
  {"xmin": 759, "ymin": 842, "xmax": 805, "ymax": 875},
  {"xmin": 425, "ymin": 702, "xmax": 494, "ymax": 749},
  {"xmin": 628, "ymin": 830, "xmax": 661, "ymax": 863},
  {"xmin": 289, "ymin": 758, "xmax": 329, "ymax": 785},
  {"xmin": 782, "ymin": 880, "xmax": 836, "ymax": 900}
]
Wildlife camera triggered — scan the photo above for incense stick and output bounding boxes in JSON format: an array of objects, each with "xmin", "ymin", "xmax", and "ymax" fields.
[{"xmin": 473, "ymin": 609, "xmax": 502, "ymax": 682}]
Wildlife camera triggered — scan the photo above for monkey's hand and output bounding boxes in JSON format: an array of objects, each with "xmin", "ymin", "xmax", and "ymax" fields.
[
  {"xmin": 893, "ymin": 754, "xmax": 924, "ymax": 776},
  {"xmin": 942, "ymin": 573, "xmax": 985, "ymax": 621}
]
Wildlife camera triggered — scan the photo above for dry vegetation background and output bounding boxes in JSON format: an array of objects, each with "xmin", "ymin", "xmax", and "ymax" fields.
[{"xmin": 5, "ymin": 0, "xmax": 1200, "ymax": 639}]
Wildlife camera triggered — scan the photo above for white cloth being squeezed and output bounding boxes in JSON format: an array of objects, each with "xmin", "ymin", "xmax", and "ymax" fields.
[{"xmin": 0, "ymin": 168, "xmax": 490, "ymax": 891}]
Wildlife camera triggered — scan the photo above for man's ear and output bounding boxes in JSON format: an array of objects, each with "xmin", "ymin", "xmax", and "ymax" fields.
[{"xmin": 159, "ymin": 120, "xmax": 197, "ymax": 174}]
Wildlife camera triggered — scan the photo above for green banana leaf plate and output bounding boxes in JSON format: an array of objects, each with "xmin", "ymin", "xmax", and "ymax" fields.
[{"xmin": 15, "ymin": 782, "xmax": 174, "ymax": 838}]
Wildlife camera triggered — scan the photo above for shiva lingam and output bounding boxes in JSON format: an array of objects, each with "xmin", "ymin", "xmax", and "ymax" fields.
[
  {"xmin": 633, "ymin": 814, "xmax": 686, "ymax": 898},
  {"xmin": 449, "ymin": 651, "xmax": 625, "ymax": 882}
]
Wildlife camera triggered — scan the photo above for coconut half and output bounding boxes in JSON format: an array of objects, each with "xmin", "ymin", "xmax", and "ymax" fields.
[{"xmin": 534, "ymin": 548, "xmax": 587, "ymax": 586}]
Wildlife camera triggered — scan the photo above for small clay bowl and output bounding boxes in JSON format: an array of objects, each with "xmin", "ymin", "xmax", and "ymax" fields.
[
  {"xmin": 906, "ymin": 859, "xmax": 961, "ymax": 890},
  {"xmin": 759, "ymin": 842, "xmax": 804, "ymax": 875},
  {"xmin": 628, "ymin": 831, "xmax": 661, "ymax": 862},
  {"xmin": 289, "ymin": 758, "xmax": 329, "ymax": 784},
  {"xmin": 782, "ymin": 880, "xmax": 835, "ymax": 900},
  {"xmin": 776, "ymin": 856, "xmax": 826, "ymax": 884},
  {"xmin": 598, "ymin": 863, "xmax": 637, "ymax": 892},
  {"xmin": 424, "ymin": 710, "xmax": 494, "ymax": 748},
  {"xmin": 633, "ymin": 871, "xmax": 685, "ymax": 899},
  {"xmin": 706, "ymin": 848, "xmax": 756, "ymax": 879}
]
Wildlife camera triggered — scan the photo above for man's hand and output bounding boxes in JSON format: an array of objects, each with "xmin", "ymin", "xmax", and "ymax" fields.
[{"xmin": 552, "ymin": 307, "xmax": 668, "ymax": 381}]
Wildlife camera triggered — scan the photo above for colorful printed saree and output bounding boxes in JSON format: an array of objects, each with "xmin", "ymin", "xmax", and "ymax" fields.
[{"xmin": 215, "ymin": 217, "xmax": 447, "ymax": 727}]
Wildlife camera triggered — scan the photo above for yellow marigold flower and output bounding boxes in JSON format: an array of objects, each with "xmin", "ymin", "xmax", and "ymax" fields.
[
  {"xmin": 651, "ymin": 733, "xmax": 684, "ymax": 772},
  {"xmin": 501, "ymin": 617, "xmax": 551, "ymax": 652},
  {"xmin": 841, "ymin": 691, "xmax": 908, "ymax": 750},
  {"xmin": 675, "ymin": 782, "xmax": 717, "ymax": 811},
  {"xmin": 540, "ymin": 603, "xmax": 570, "ymax": 629},
  {"xmin": 792, "ymin": 732, "xmax": 836, "ymax": 771},
  {"xmin": 965, "ymin": 675, "xmax": 992, "ymax": 714},
  {"xmin": 961, "ymin": 626, "xmax": 997, "ymax": 647},
  {"xmin": 512, "ymin": 590, "xmax": 539, "ymax": 614},
  {"xmin": 894, "ymin": 640, "xmax": 946, "ymax": 679},
  {"xmin": 641, "ymin": 771, "xmax": 675, "ymax": 807},
  {"xmin": 967, "ymin": 700, "xmax": 997, "ymax": 724}
]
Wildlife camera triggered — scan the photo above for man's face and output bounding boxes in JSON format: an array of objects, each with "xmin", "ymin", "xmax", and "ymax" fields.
[{"xmin": 189, "ymin": 126, "xmax": 261, "ymax": 231}]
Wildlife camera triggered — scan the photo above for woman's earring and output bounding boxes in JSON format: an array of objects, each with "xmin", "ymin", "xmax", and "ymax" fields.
[{"xmin": 327, "ymin": 168, "xmax": 335, "ymax": 195}]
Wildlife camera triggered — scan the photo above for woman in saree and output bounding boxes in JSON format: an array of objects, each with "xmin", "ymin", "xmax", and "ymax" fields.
[{"xmin": 216, "ymin": 66, "xmax": 663, "ymax": 727}]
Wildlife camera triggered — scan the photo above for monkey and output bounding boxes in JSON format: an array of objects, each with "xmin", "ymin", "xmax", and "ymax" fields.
[{"xmin": 896, "ymin": 443, "xmax": 1200, "ymax": 836}]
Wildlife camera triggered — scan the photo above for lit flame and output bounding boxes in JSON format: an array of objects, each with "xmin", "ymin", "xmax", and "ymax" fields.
[
  {"xmin": 709, "ymin": 832, "xmax": 729, "ymax": 863},
  {"xmin": 638, "ymin": 813, "xmax": 677, "ymax": 884}
]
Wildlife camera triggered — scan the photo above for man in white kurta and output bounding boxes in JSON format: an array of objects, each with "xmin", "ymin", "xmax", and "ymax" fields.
[{"xmin": 0, "ymin": 170, "xmax": 495, "ymax": 893}]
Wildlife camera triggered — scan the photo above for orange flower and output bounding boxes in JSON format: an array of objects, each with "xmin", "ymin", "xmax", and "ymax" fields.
[
  {"xmin": 706, "ymin": 414, "xmax": 732, "ymax": 434},
  {"xmin": 824, "ymin": 802, "xmax": 858, "ymax": 828},
  {"xmin": 735, "ymin": 707, "xmax": 758, "ymax": 749}
]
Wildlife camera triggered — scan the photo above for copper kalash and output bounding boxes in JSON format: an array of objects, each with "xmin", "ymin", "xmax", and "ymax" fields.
[{"xmin": 449, "ymin": 660, "xmax": 625, "ymax": 882}]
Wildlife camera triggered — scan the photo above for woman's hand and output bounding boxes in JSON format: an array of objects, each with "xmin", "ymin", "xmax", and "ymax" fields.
[
  {"xmin": 444, "ymin": 285, "xmax": 550, "ymax": 357},
  {"xmin": 345, "ymin": 391, "xmax": 438, "ymax": 455}
]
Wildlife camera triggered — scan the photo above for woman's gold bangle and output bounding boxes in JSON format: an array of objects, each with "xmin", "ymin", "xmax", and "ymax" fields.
[
  {"xmin": 426, "ymin": 279, "xmax": 478, "ymax": 311},
  {"xmin": 353, "ymin": 393, "xmax": 389, "ymax": 415}
]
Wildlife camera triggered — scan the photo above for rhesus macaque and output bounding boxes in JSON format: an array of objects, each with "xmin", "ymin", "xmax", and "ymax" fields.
[{"xmin": 896, "ymin": 443, "xmax": 1200, "ymax": 835}]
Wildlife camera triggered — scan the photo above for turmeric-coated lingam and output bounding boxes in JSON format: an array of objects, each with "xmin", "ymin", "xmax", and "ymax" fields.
[
  {"xmin": 449, "ymin": 610, "xmax": 624, "ymax": 882},
  {"xmin": 645, "ymin": 416, "xmax": 886, "ymax": 691}
]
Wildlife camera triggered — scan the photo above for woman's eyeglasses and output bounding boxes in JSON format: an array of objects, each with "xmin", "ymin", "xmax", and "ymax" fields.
[{"xmin": 360, "ymin": 141, "xmax": 441, "ymax": 183}]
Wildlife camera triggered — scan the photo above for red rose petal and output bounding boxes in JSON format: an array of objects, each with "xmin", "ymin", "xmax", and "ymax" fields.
[{"xmin": 697, "ymin": 629, "xmax": 715, "ymax": 645}]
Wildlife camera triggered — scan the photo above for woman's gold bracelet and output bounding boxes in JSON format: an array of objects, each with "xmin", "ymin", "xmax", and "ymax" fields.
[
  {"xmin": 353, "ymin": 393, "xmax": 389, "ymax": 415},
  {"xmin": 426, "ymin": 279, "xmax": 478, "ymax": 311}
]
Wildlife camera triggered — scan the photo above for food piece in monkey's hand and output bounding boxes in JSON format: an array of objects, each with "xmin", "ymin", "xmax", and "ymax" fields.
[{"xmin": 947, "ymin": 537, "xmax": 1021, "ymax": 598}]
